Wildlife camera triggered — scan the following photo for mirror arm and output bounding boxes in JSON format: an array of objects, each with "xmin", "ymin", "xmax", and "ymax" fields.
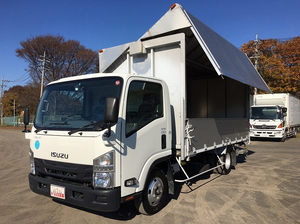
[{"xmin": 103, "ymin": 122, "xmax": 111, "ymax": 138}]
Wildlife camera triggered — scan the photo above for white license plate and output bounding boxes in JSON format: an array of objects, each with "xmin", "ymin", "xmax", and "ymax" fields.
[{"xmin": 50, "ymin": 184, "xmax": 65, "ymax": 199}]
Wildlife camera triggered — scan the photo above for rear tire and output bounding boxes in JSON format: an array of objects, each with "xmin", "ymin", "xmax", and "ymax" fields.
[
  {"xmin": 293, "ymin": 129, "xmax": 297, "ymax": 138},
  {"xmin": 216, "ymin": 150, "xmax": 232, "ymax": 175},
  {"xmin": 135, "ymin": 168, "xmax": 167, "ymax": 215}
]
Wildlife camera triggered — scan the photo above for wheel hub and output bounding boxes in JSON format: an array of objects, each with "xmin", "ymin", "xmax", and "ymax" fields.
[
  {"xmin": 224, "ymin": 153, "xmax": 231, "ymax": 170},
  {"xmin": 147, "ymin": 177, "xmax": 164, "ymax": 206}
]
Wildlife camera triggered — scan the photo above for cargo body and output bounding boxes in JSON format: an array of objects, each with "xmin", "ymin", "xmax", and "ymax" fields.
[
  {"xmin": 250, "ymin": 94, "xmax": 300, "ymax": 141},
  {"xmin": 25, "ymin": 4, "xmax": 270, "ymax": 214}
]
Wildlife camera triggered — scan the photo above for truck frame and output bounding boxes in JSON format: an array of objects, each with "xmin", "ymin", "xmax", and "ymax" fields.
[{"xmin": 25, "ymin": 4, "xmax": 270, "ymax": 215}]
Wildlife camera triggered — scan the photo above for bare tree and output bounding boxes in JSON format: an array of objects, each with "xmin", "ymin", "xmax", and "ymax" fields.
[{"xmin": 16, "ymin": 35, "xmax": 99, "ymax": 86}]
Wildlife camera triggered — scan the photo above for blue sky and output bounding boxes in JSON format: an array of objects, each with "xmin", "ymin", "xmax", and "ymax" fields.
[{"xmin": 1, "ymin": 0, "xmax": 299, "ymax": 89}]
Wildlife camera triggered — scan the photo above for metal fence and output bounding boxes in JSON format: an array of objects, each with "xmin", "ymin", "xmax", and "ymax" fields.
[{"xmin": 0, "ymin": 116, "xmax": 35, "ymax": 126}]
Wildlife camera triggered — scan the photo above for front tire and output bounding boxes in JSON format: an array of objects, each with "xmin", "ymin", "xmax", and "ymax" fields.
[
  {"xmin": 281, "ymin": 132, "xmax": 286, "ymax": 142},
  {"xmin": 135, "ymin": 168, "xmax": 167, "ymax": 215}
]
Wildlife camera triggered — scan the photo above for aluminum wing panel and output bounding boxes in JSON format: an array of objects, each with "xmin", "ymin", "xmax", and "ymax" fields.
[
  {"xmin": 140, "ymin": 5, "xmax": 191, "ymax": 40},
  {"xmin": 101, "ymin": 3, "xmax": 270, "ymax": 93},
  {"xmin": 184, "ymin": 10, "xmax": 271, "ymax": 92},
  {"xmin": 99, "ymin": 43, "xmax": 130, "ymax": 73}
]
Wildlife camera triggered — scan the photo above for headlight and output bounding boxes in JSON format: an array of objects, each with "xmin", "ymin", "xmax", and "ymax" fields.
[
  {"xmin": 93, "ymin": 151, "xmax": 114, "ymax": 188},
  {"xmin": 94, "ymin": 172, "xmax": 113, "ymax": 188},
  {"xmin": 29, "ymin": 148, "xmax": 35, "ymax": 175}
]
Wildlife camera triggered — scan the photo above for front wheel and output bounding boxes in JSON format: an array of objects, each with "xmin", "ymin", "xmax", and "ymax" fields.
[
  {"xmin": 216, "ymin": 150, "xmax": 232, "ymax": 175},
  {"xmin": 135, "ymin": 168, "xmax": 167, "ymax": 215},
  {"xmin": 280, "ymin": 132, "xmax": 286, "ymax": 142}
]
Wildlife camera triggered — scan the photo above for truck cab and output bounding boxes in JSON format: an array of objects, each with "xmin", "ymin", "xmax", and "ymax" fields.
[
  {"xmin": 249, "ymin": 105, "xmax": 287, "ymax": 140},
  {"xmin": 26, "ymin": 73, "xmax": 172, "ymax": 213}
]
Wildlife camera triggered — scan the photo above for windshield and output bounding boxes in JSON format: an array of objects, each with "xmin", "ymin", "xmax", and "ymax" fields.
[
  {"xmin": 250, "ymin": 106, "xmax": 280, "ymax": 120},
  {"xmin": 35, "ymin": 77, "xmax": 123, "ymax": 131}
]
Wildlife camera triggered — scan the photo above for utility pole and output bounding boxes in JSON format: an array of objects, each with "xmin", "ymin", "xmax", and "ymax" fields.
[
  {"xmin": 251, "ymin": 34, "xmax": 260, "ymax": 95},
  {"xmin": 38, "ymin": 51, "xmax": 49, "ymax": 98},
  {"xmin": 0, "ymin": 77, "xmax": 10, "ymax": 124},
  {"xmin": 13, "ymin": 99, "xmax": 15, "ymax": 127}
]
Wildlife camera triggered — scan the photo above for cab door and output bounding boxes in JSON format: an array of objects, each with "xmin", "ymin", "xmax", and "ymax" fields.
[{"xmin": 120, "ymin": 78, "xmax": 171, "ymax": 197}]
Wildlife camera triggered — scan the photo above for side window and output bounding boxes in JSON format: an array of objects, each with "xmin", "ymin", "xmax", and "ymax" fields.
[{"xmin": 126, "ymin": 81, "xmax": 163, "ymax": 137}]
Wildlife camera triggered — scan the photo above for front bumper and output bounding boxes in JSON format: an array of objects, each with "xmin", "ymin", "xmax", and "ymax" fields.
[
  {"xmin": 249, "ymin": 130, "xmax": 283, "ymax": 138},
  {"xmin": 29, "ymin": 174, "xmax": 121, "ymax": 212}
]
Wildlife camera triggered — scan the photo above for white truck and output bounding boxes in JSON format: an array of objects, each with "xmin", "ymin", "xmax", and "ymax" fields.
[
  {"xmin": 25, "ymin": 4, "xmax": 270, "ymax": 214},
  {"xmin": 250, "ymin": 93, "xmax": 300, "ymax": 141}
]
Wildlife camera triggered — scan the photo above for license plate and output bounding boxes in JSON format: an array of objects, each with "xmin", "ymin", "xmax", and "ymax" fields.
[{"xmin": 50, "ymin": 184, "xmax": 65, "ymax": 199}]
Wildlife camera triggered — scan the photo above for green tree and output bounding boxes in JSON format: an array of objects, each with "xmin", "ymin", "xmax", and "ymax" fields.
[
  {"xmin": 241, "ymin": 36, "xmax": 300, "ymax": 97},
  {"xmin": 2, "ymin": 85, "xmax": 40, "ymax": 116}
]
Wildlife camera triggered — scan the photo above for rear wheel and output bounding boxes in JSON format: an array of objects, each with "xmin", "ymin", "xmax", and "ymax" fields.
[
  {"xmin": 135, "ymin": 168, "xmax": 167, "ymax": 215},
  {"xmin": 293, "ymin": 129, "xmax": 297, "ymax": 138},
  {"xmin": 216, "ymin": 150, "xmax": 232, "ymax": 175}
]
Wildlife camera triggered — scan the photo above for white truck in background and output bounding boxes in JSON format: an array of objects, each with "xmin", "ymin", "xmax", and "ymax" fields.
[
  {"xmin": 250, "ymin": 93, "xmax": 300, "ymax": 141},
  {"xmin": 24, "ymin": 4, "xmax": 270, "ymax": 215}
]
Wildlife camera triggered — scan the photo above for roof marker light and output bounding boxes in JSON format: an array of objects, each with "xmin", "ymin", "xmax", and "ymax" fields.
[
  {"xmin": 170, "ymin": 3, "xmax": 176, "ymax": 10},
  {"xmin": 99, "ymin": 49, "xmax": 103, "ymax": 53}
]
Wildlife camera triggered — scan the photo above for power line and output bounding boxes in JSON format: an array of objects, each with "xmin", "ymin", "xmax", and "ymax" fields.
[
  {"xmin": 10, "ymin": 71, "xmax": 30, "ymax": 83},
  {"xmin": 19, "ymin": 76, "xmax": 31, "ymax": 86},
  {"xmin": 7, "ymin": 75, "xmax": 31, "ymax": 87}
]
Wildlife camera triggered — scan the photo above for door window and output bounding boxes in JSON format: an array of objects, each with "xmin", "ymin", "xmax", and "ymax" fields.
[{"xmin": 126, "ymin": 81, "xmax": 163, "ymax": 137}]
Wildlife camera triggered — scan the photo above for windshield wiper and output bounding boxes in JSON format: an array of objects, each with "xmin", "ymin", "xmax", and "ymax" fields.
[
  {"xmin": 68, "ymin": 121, "xmax": 107, "ymax": 136},
  {"xmin": 68, "ymin": 123, "xmax": 94, "ymax": 135},
  {"xmin": 35, "ymin": 122, "xmax": 70, "ymax": 133}
]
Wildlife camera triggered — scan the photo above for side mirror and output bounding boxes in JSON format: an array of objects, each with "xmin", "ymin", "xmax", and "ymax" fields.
[
  {"xmin": 282, "ymin": 107, "xmax": 287, "ymax": 113},
  {"xmin": 282, "ymin": 107, "xmax": 287, "ymax": 117},
  {"xmin": 104, "ymin": 97, "xmax": 119, "ymax": 123},
  {"xmin": 103, "ymin": 97, "xmax": 119, "ymax": 137},
  {"xmin": 24, "ymin": 107, "xmax": 30, "ymax": 125},
  {"xmin": 23, "ymin": 107, "xmax": 31, "ymax": 132}
]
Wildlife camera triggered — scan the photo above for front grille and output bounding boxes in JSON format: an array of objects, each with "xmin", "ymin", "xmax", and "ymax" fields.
[
  {"xmin": 34, "ymin": 158, "xmax": 93, "ymax": 186},
  {"xmin": 45, "ymin": 168, "xmax": 78, "ymax": 178},
  {"xmin": 253, "ymin": 125, "xmax": 276, "ymax": 129}
]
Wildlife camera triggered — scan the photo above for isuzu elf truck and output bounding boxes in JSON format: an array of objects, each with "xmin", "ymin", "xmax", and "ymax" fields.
[{"xmin": 25, "ymin": 4, "xmax": 271, "ymax": 214}]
